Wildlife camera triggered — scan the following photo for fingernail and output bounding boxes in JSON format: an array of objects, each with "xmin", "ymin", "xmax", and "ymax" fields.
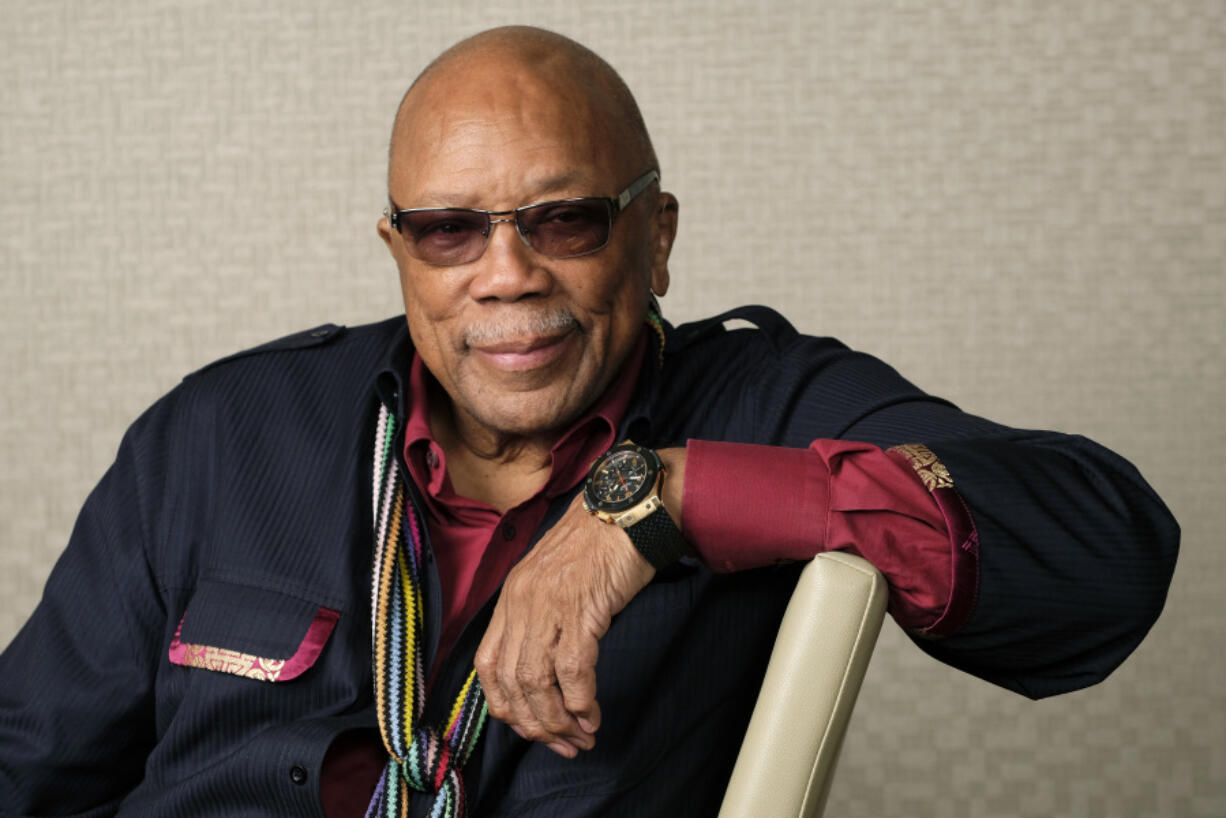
[{"xmin": 578, "ymin": 717, "xmax": 596, "ymax": 733}]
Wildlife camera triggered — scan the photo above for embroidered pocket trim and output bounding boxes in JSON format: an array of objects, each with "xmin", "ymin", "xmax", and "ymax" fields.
[{"xmin": 168, "ymin": 606, "xmax": 339, "ymax": 682}]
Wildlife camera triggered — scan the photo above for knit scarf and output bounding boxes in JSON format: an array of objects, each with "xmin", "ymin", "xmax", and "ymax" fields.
[{"xmin": 366, "ymin": 405, "xmax": 489, "ymax": 818}]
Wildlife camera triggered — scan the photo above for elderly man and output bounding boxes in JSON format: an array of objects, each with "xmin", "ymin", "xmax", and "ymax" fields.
[{"xmin": 0, "ymin": 26, "xmax": 1177, "ymax": 818}]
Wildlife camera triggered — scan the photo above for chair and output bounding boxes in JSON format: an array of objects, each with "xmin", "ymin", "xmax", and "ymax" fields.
[{"xmin": 719, "ymin": 552, "xmax": 888, "ymax": 818}]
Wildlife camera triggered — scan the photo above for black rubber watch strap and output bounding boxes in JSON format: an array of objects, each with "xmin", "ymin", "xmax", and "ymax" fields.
[{"xmin": 626, "ymin": 506, "xmax": 689, "ymax": 570}]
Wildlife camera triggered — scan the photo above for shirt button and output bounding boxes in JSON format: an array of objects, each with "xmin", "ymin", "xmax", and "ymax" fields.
[
  {"xmin": 426, "ymin": 449, "xmax": 439, "ymax": 469},
  {"xmin": 310, "ymin": 328, "xmax": 330, "ymax": 338},
  {"xmin": 289, "ymin": 764, "xmax": 308, "ymax": 785},
  {"xmin": 502, "ymin": 523, "xmax": 517, "ymax": 541}
]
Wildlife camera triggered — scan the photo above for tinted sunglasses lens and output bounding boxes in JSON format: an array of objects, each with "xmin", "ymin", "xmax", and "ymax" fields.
[
  {"xmin": 400, "ymin": 210, "xmax": 488, "ymax": 265},
  {"xmin": 518, "ymin": 199, "xmax": 611, "ymax": 258}
]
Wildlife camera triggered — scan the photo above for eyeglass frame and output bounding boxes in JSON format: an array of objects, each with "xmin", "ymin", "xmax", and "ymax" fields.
[{"xmin": 383, "ymin": 169, "xmax": 661, "ymax": 265}]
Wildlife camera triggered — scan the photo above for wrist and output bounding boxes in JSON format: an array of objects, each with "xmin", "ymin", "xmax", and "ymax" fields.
[
  {"xmin": 655, "ymin": 446, "xmax": 686, "ymax": 529},
  {"xmin": 582, "ymin": 441, "xmax": 690, "ymax": 570}
]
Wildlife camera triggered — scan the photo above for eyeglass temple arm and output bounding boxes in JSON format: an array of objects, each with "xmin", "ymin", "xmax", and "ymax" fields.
[
  {"xmin": 615, "ymin": 170, "xmax": 660, "ymax": 213},
  {"xmin": 383, "ymin": 205, "xmax": 399, "ymax": 230}
]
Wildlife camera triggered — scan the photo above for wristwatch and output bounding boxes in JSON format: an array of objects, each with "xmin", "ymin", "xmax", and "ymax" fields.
[{"xmin": 582, "ymin": 441, "xmax": 689, "ymax": 570}]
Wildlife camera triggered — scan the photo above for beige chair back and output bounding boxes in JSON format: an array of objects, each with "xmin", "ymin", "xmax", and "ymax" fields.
[{"xmin": 719, "ymin": 552, "xmax": 888, "ymax": 818}]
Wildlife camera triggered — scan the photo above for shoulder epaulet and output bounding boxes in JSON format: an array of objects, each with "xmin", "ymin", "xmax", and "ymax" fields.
[
  {"xmin": 188, "ymin": 323, "xmax": 347, "ymax": 379},
  {"xmin": 668, "ymin": 305, "xmax": 796, "ymax": 355}
]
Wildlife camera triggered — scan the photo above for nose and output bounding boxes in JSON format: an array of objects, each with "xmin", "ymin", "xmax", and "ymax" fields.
[{"xmin": 467, "ymin": 218, "xmax": 554, "ymax": 303}]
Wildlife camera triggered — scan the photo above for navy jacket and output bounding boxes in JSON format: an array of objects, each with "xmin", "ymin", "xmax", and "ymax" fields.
[{"xmin": 0, "ymin": 307, "xmax": 1179, "ymax": 817}]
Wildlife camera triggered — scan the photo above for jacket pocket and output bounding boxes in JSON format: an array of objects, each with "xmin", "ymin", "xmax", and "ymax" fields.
[{"xmin": 168, "ymin": 578, "xmax": 339, "ymax": 683}]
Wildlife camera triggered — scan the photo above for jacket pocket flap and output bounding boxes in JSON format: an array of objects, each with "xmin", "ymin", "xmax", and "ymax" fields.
[{"xmin": 168, "ymin": 579, "xmax": 339, "ymax": 683}]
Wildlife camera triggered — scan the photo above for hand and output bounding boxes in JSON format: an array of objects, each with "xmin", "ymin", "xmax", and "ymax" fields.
[{"xmin": 474, "ymin": 494, "xmax": 655, "ymax": 758}]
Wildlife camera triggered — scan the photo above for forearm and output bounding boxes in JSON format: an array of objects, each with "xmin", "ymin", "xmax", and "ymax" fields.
[
  {"xmin": 668, "ymin": 430, "xmax": 1178, "ymax": 697},
  {"xmin": 674, "ymin": 438, "xmax": 962, "ymax": 633}
]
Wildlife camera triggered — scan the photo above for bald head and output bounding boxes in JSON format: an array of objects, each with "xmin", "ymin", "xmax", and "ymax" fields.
[{"xmin": 388, "ymin": 26, "xmax": 657, "ymax": 189}]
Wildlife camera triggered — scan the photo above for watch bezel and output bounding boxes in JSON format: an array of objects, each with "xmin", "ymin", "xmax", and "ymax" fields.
[{"xmin": 583, "ymin": 442, "xmax": 663, "ymax": 515}]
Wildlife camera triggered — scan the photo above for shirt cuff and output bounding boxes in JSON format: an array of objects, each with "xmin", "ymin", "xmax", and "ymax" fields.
[
  {"xmin": 681, "ymin": 439, "xmax": 830, "ymax": 573},
  {"xmin": 681, "ymin": 438, "xmax": 980, "ymax": 636}
]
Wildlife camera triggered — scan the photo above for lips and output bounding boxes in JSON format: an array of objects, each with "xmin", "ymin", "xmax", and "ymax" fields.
[{"xmin": 470, "ymin": 329, "xmax": 575, "ymax": 372}]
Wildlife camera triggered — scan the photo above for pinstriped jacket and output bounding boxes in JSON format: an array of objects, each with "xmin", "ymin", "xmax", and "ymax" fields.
[{"xmin": 0, "ymin": 306, "xmax": 1178, "ymax": 817}]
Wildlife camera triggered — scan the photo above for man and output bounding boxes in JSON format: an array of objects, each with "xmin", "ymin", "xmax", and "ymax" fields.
[{"xmin": 0, "ymin": 26, "xmax": 1178, "ymax": 818}]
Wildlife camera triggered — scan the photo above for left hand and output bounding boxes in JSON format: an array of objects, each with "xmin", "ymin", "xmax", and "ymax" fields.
[{"xmin": 474, "ymin": 493, "xmax": 655, "ymax": 758}]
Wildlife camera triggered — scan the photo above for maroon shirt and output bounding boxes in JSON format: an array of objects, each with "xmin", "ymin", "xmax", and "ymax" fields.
[{"xmin": 320, "ymin": 329, "xmax": 959, "ymax": 815}]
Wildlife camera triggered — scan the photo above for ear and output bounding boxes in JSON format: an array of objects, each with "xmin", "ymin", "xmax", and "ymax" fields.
[
  {"xmin": 649, "ymin": 192, "xmax": 679, "ymax": 297},
  {"xmin": 377, "ymin": 214, "xmax": 396, "ymax": 251}
]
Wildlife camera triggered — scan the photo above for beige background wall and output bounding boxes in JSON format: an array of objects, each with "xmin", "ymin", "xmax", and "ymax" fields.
[{"xmin": 2, "ymin": 1, "xmax": 1222, "ymax": 815}]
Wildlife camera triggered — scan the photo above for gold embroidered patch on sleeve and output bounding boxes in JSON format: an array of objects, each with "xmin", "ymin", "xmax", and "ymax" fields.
[{"xmin": 890, "ymin": 443, "xmax": 954, "ymax": 492}]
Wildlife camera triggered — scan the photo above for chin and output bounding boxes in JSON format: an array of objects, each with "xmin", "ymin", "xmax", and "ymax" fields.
[{"xmin": 469, "ymin": 390, "xmax": 590, "ymax": 438}]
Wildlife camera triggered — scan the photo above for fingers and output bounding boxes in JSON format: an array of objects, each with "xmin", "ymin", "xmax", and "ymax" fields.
[
  {"xmin": 556, "ymin": 625, "xmax": 601, "ymax": 734},
  {"xmin": 518, "ymin": 614, "xmax": 596, "ymax": 753},
  {"xmin": 472, "ymin": 495, "xmax": 655, "ymax": 758},
  {"xmin": 475, "ymin": 583, "xmax": 597, "ymax": 757},
  {"xmin": 474, "ymin": 604, "xmax": 510, "ymax": 732}
]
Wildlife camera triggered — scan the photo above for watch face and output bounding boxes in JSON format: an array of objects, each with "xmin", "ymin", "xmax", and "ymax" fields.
[{"xmin": 589, "ymin": 449, "xmax": 652, "ymax": 508}]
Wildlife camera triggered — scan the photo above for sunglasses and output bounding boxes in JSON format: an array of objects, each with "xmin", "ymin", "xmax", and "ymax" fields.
[{"xmin": 385, "ymin": 169, "xmax": 659, "ymax": 267}]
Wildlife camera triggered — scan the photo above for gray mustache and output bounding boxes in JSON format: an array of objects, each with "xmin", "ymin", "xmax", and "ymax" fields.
[{"xmin": 463, "ymin": 309, "xmax": 577, "ymax": 346}]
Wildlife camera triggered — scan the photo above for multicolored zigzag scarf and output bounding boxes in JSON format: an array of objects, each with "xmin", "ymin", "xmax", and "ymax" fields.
[{"xmin": 366, "ymin": 404, "xmax": 489, "ymax": 818}]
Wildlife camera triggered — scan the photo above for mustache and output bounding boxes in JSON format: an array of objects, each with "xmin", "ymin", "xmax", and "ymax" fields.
[{"xmin": 463, "ymin": 308, "xmax": 578, "ymax": 346}]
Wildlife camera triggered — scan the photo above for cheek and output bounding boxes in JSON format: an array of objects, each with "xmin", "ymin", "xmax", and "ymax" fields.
[
  {"xmin": 397, "ymin": 266, "xmax": 470, "ymax": 377},
  {"xmin": 571, "ymin": 246, "xmax": 654, "ymax": 317},
  {"xmin": 398, "ymin": 263, "xmax": 465, "ymax": 324}
]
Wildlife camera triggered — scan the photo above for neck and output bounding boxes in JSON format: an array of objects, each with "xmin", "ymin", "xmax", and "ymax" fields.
[{"xmin": 429, "ymin": 400, "xmax": 557, "ymax": 513}]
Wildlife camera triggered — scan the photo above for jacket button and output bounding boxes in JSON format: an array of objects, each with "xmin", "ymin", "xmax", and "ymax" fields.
[{"xmin": 290, "ymin": 764, "xmax": 308, "ymax": 785}]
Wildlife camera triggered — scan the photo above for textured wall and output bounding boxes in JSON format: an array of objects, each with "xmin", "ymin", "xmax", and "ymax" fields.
[{"xmin": 2, "ymin": 1, "xmax": 1222, "ymax": 815}]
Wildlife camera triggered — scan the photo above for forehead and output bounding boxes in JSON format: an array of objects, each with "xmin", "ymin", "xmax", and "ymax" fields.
[{"xmin": 390, "ymin": 55, "xmax": 630, "ymax": 206}]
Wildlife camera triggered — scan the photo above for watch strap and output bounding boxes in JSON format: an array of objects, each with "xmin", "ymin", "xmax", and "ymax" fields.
[{"xmin": 625, "ymin": 505, "xmax": 689, "ymax": 570}]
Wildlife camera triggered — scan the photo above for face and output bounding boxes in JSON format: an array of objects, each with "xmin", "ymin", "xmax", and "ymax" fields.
[{"xmin": 379, "ymin": 55, "xmax": 677, "ymax": 442}]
